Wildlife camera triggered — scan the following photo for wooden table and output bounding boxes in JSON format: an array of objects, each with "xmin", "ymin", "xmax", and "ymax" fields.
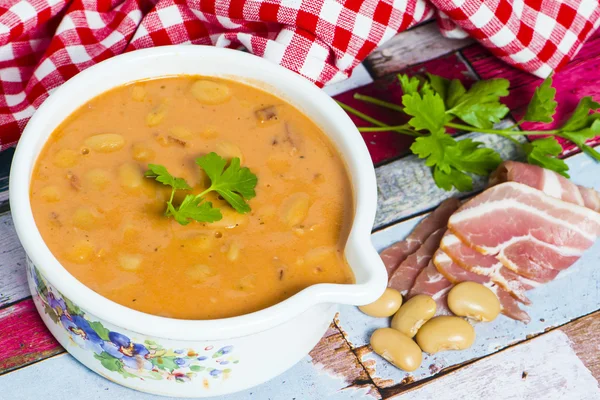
[{"xmin": 2, "ymin": 23, "xmax": 600, "ymax": 400}]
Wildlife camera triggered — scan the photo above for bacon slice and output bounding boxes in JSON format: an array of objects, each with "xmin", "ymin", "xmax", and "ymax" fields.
[
  {"xmin": 490, "ymin": 161, "xmax": 600, "ymax": 212},
  {"xmin": 408, "ymin": 261, "xmax": 452, "ymax": 315},
  {"xmin": 379, "ymin": 198, "xmax": 461, "ymax": 278},
  {"xmin": 388, "ymin": 228, "xmax": 446, "ymax": 295},
  {"xmin": 580, "ymin": 187, "xmax": 600, "ymax": 213},
  {"xmin": 433, "ymin": 249, "xmax": 531, "ymax": 322},
  {"xmin": 439, "ymin": 232, "xmax": 538, "ymax": 303},
  {"xmin": 449, "ymin": 182, "xmax": 600, "ymax": 280}
]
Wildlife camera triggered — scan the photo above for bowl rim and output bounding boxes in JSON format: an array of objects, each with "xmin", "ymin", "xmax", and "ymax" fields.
[{"xmin": 9, "ymin": 45, "xmax": 387, "ymax": 341}]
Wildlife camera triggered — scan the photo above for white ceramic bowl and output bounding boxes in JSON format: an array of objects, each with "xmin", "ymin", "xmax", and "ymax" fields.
[{"xmin": 9, "ymin": 45, "xmax": 386, "ymax": 398}]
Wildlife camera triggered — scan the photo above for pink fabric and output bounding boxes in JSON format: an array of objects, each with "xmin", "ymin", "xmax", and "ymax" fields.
[{"xmin": 1, "ymin": 0, "xmax": 599, "ymax": 150}]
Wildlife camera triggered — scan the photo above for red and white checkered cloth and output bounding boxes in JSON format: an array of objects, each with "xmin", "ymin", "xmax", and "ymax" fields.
[{"xmin": 1, "ymin": 0, "xmax": 599, "ymax": 151}]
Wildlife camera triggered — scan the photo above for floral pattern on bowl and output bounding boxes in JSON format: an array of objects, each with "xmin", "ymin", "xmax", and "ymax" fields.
[{"xmin": 30, "ymin": 265, "xmax": 238, "ymax": 382}]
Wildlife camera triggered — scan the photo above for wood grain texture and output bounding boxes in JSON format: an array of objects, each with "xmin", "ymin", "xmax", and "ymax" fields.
[
  {"xmin": 0, "ymin": 345, "xmax": 381, "ymax": 400},
  {"xmin": 364, "ymin": 22, "xmax": 473, "ymax": 79},
  {"xmin": 0, "ymin": 212, "xmax": 28, "ymax": 308},
  {"xmin": 561, "ymin": 311, "xmax": 600, "ymax": 380},
  {"xmin": 461, "ymin": 30, "xmax": 600, "ymax": 156},
  {"xmin": 0, "ymin": 147, "xmax": 12, "ymax": 208},
  {"xmin": 385, "ymin": 331, "xmax": 600, "ymax": 399},
  {"xmin": 0, "ymin": 298, "xmax": 63, "ymax": 374},
  {"xmin": 309, "ymin": 328, "xmax": 381, "ymax": 399}
]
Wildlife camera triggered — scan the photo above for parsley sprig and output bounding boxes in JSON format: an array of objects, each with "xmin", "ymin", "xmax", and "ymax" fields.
[
  {"xmin": 145, "ymin": 152, "xmax": 258, "ymax": 225},
  {"xmin": 338, "ymin": 74, "xmax": 600, "ymax": 192}
]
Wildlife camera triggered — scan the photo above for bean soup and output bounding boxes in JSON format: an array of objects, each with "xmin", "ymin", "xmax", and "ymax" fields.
[{"xmin": 30, "ymin": 76, "xmax": 354, "ymax": 319}]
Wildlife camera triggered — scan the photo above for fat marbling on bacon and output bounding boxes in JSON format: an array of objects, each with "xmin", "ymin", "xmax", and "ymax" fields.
[
  {"xmin": 490, "ymin": 161, "xmax": 600, "ymax": 212},
  {"xmin": 448, "ymin": 182, "xmax": 600, "ymax": 282},
  {"xmin": 439, "ymin": 232, "xmax": 537, "ymax": 304},
  {"xmin": 379, "ymin": 198, "xmax": 461, "ymax": 278}
]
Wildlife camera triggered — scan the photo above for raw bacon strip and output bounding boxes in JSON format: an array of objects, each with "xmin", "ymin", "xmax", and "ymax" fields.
[
  {"xmin": 433, "ymin": 249, "xmax": 490, "ymax": 285},
  {"xmin": 408, "ymin": 261, "xmax": 452, "ymax": 315},
  {"xmin": 388, "ymin": 228, "xmax": 446, "ymax": 295},
  {"xmin": 490, "ymin": 161, "xmax": 600, "ymax": 212},
  {"xmin": 379, "ymin": 198, "xmax": 461, "ymax": 278},
  {"xmin": 449, "ymin": 182, "xmax": 600, "ymax": 279},
  {"xmin": 580, "ymin": 187, "xmax": 600, "ymax": 212},
  {"xmin": 489, "ymin": 285, "xmax": 531, "ymax": 323},
  {"xmin": 440, "ymin": 232, "xmax": 537, "ymax": 302},
  {"xmin": 433, "ymin": 250, "xmax": 530, "ymax": 322}
]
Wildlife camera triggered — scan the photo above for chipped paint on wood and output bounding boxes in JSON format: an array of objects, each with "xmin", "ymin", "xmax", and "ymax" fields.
[
  {"xmin": 0, "ymin": 351, "xmax": 379, "ymax": 400},
  {"xmin": 365, "ymin": 22, "xmax": 473, "ymax": 78},
  {"xmin": 386, "ymin": 331, "xmax": 600, "ymax": 399},
  {"xmin": 561, "ymin": 311, "xmax": 600, "ymax": 379},
  {"xmin": 309, "ymin": 331, "xmax": 371, "ymax": 387},
  {"xmin": 0, "ymin": 212, "xmax": 28, "ymax": 308},
  {"xmin": 0, "ymin": 299, "xmax": 63, "ymax": 374}
]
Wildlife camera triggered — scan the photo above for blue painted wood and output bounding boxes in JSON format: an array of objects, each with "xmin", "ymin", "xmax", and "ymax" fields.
[
  {"xmin": 336, "ymin": 150, "xmax": 600, "ymax": 388},
  {"xmin": 0, "ymin": 353, "xmax": 379, "ymax": 400}
]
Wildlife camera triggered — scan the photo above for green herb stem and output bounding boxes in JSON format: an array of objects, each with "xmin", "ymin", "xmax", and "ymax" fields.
[
  {"xmin": 444, "ymin": 122, "xmax": 560, "ymax": 137},
  {"xmin": 335, "ymin": 101, "xmax": 388, "ymax": 127},
  {"xmin": 353, "ymin": 94, "xmax": 404, "ymax": 113},
  {"xmin": 358, "ymin": 125, "xmax": 420, "ymax": 137}
]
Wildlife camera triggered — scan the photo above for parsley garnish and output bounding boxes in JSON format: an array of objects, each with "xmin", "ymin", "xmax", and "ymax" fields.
[
  {"xmin": 340, "ymin": 74, "xmax": 600, "ymax": 191},
  {"xmin": 145, "ymin": 152, "xmax": 257, "ymax": 225}
]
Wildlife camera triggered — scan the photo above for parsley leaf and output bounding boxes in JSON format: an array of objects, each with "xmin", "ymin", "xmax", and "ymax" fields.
[
  {"xmin": 168, "ymin": 196, "xmax": 222, "ymax": 226},
  {"xmin": 145, "ymin": 164, "xmax": 192, "ymax": 190},
  {"xmin": 447, "ymin": 79, "xmax": 510, "ymax": 128},
  {"xmin": 426, "ymin": 73, "xmax": 450, "ymax": 101},
  {"xmin": 561, "ymin": 97, "xmax": 600, "ymax": 131},
  {"xmin": 445, "ymin": 139, "xmax": 503, "ymax": 176},
  {"xmin": 145, "ymin": 152, "xmax": 258, "ymax": 225},
  {"xmin": 523, "ymin": 137, "xmax": 569, "ymax": 177},
  {"xmin": 399, "ymin": 74, "xmax": 421, "ymax": 95},
  {"xmin": 433, "ymin": 167, "xmax": 473, "ymax": 192},
  {"xmin": 411, "ymin": 130, "xmax": 457, "ymax": 172},
  {"xmin": 561, "ymin": 118, "xmax": 600, "ymax": 161},
  {"xmin": 445, "ymin": 79, "xmax": 466, "ymax": 109},
  {"xmin": 196, "ymin": 152, "xmax": 257, "ymax": 214},
  {"xmin": 523, "ymin": 76, "xmax": 557, "ymax": 123},
  {"xmin": 411, "ymin": 132, "xmax": 501, "ymax": 191},
  {"xmin": 402, "ymin": 91, "xmax": 451, "ymax": 133}
]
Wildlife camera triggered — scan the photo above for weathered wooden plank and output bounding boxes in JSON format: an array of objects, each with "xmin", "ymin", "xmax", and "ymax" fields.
[
  {"xmin": 561, "ymin": 311, "xmax": 600, "ymax": 380},
  {"xmin": 385, "ymin": 330, "xmax": 600, "ymax": 399},
  {"xmin": 374, "ymin": 126, "xmax": 525, "ymax": 229},
  {"xmin": 461, "ymin": 30, "xmax": 600, "ymax": 156},
  {"xmin": 0, "ymin": 337, "xmax": 381, "ymax": 400},
  {"xmin": 309, "ymin": 327, "xmax": 381, "ymax": 399},
  {"xmin": 0, "ymin": 299, "xmax": 63, "ymax": 374},
  {"xmin": 336, "ymin": 150, "xmax": 600, "ymax": 389},
  {"xmin": 334, "ymin": 52, "xmax": 476, "ymax": 166},
  {"xmin": 364, "ymin": 22, "xmax": 474, "ymax": 79},
  {"xmin": 0, "ymin": 211, "xmax": 28, "ymax": 308},
  {"xmin": 0, "ymin": 147, "xmax": 12, "ymax": 208}
]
